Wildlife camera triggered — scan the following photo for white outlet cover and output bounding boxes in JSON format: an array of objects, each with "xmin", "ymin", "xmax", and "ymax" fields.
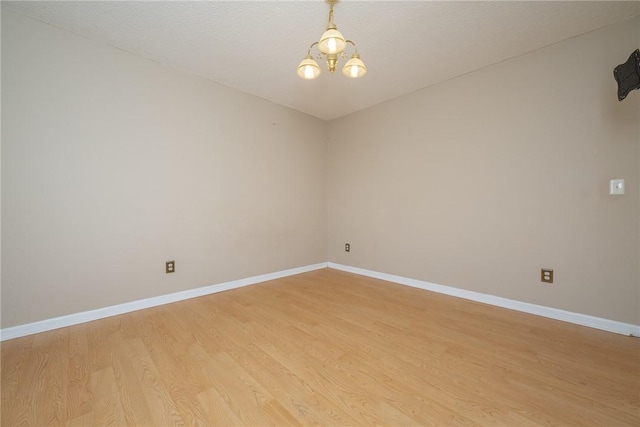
[{"xmin": 609, "ymin": 179, "xmax": 625, "ymax": 195}]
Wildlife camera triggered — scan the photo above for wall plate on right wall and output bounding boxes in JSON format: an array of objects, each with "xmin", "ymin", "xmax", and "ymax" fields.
[{"xmin": 609, "ymin": 179, "xmax": 625, "ymax": 195}]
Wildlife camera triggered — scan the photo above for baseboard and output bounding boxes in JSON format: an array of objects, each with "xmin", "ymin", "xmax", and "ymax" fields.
[
  {"xmin": 4, "ymin": 261, "xmax": 637, "ymax": 341},
  {"xmin": 328, "ymin": 262, "xmax": 640, "ymax": 337},
  {"xmin": 0, "ymin": 262, "xmax": 328, "ymax": 341}
]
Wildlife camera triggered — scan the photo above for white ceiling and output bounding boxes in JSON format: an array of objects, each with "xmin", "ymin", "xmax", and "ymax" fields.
[{"xmin": 3, "ymin": 1, "xmax": 639, "ymax": 120}]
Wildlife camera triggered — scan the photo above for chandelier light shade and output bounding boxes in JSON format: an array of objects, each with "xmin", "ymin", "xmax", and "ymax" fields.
[
  {"xmin": 342, "ymin": 53, "xmax": 366, "ymax": 78},
  {"xmin": 297, "ymin": 0, "xmax": 366, "ymax": 80},
  {"xmin": 318, "ymin": 27, "xmax": 346, "ymax": 55},
  {"xmin": 297, "ymin": 55, "xmax": 322, "ymax": 79}
]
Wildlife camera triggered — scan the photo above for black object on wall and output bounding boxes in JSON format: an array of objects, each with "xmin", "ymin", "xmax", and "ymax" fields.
[{"xmin": 613, "ymin": 49, "xmax": 640, "ymax": 101}]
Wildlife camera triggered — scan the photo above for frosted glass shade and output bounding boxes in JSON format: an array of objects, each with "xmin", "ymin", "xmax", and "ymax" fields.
[
  {"xmin": 318, "ymin": 28, "xmax": 346, "ymax": 54},
  {"xmin": 342, "ymin": 54, "xmax": 367, "ymax": 78},
  {"xmin": 297, "ymin": 55, "xmax": 321, "ymax": 80}
]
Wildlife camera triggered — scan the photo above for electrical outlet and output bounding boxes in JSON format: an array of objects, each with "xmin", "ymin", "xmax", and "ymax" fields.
[
  {"xmin": 541, "ymin": 268, "xmax": 553, "ymax": 283},
  {"xmin": 345, "ymin": 243, "xmax": 350, "ymax": 252},
  {"xmin": 166, "ymin": 260, "xmax": 175, "ymax": 274}
]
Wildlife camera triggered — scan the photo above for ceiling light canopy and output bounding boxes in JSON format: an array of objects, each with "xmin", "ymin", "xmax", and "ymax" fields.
[{"xmin": 297, "ymin": 0, "xmax": 367, "ymax": 80}]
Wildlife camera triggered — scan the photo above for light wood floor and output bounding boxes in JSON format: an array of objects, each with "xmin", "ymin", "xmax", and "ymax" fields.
[{"xmin": 2, "ymin": 268, "xmax": 639, "ymax": 426}]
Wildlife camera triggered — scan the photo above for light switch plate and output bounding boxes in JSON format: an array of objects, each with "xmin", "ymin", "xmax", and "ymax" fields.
[{"xmin": 609, "ymin": 179, "xmax": 625, "ymax": 195}]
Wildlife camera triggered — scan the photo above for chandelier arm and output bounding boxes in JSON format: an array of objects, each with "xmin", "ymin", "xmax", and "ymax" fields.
[
  {"xmin": 306, "ymin": 41, "xmax": 319, "ymax": 56},
  {"xmin": 345, "ymin": 40, "xmax": 358, "ymax": 54}
]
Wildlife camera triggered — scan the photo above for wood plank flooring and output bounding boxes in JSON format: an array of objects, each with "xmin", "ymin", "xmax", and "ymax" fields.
[{"xmin": 2, "ymin": 268, "xmax": 639, "ymax": 425}]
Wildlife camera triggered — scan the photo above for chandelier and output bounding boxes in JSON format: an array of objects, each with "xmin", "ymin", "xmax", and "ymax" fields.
[{"xmin": 297, "ymin": 0, "xmax": 367, "ymax": 80}]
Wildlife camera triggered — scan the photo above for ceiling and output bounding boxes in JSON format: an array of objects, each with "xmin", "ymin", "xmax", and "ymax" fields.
[{"xmin": 3, "ymin": 1, "xmax": 639, "ymax": 121}]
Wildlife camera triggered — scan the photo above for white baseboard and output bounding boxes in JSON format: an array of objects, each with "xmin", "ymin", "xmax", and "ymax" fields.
[
  {"xmin": 3, "ymin": 261, "xmax": 638, "ymax": 341},
  {"xmin": 328, "ymin": 262, "xmax": 640, "ymax": 337},
  {"xmin": 0, "ymin": 262, "xmax": 328, "ymax": 341}
]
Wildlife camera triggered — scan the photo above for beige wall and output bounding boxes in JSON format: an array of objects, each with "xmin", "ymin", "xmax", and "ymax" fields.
[
  {"xmin": 1, "ymin": 11, "xmax": 327, "ymax": 328},
  {"xmin": 328, "ymin": 17, "xmax": 640, "ymax": 324},
  {"xmin": 2, "ymin": 11, "xmax": 639, "ymax": 330}
]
